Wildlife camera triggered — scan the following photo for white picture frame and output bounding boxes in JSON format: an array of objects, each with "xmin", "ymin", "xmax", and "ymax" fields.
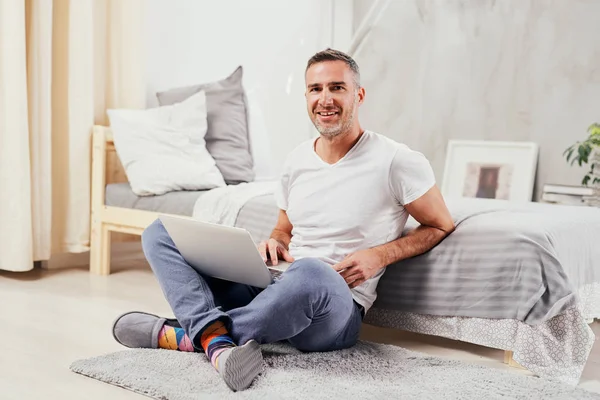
[{"xmin": 441, "ymin": 140, "xmax": 539, "ymax": 202}]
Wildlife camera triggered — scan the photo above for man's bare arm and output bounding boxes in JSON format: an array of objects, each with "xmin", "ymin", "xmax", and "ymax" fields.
[
  {"xmin": 334, "ymin": 185, "xmax": 454, "ymax": 287},
  {"xmin": 375, "ymin": 185, "xmax": 455, "ymax": 266},
  {"xmin": 269, "ymin": 209, "xmax": 293, "ymax": 249}
]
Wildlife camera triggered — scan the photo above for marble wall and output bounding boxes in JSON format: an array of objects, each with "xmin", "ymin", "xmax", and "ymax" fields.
[{"xmin": 352, "ymin": 0, "xmax": 600, "ymax": 200}]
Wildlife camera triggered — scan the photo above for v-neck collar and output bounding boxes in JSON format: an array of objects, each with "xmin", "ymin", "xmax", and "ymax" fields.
[{"xmin": 312, "ymin": 131, "xmax": 369, "ymax": 167}]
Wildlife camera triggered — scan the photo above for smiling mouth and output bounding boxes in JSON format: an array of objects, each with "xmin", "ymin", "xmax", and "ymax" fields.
[{"xmin": 315, "ymin": 110, "xmax": 340, "ymax": 120}]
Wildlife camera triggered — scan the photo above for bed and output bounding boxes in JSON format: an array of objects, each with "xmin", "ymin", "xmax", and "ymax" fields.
[{"xmin": 91, "ymin": 125, "xmax": 599, "ymax": 385}]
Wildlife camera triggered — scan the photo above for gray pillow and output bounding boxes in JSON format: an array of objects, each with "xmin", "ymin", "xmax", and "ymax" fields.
[{"xmin": 157, "ymin": 66, "xmax": 254, "ymax": 184}]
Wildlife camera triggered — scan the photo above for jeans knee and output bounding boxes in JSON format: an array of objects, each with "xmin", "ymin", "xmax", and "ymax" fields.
[
  {"xmin": 289, "ymin": 258, "xmax": 337, "ymax": 279},
  {"xmin": 287, "ymin": 258, "xmax": 344, "ymax": 293}
]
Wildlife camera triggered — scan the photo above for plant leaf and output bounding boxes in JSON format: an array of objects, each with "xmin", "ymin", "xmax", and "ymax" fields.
[
  {"xmin": 583, "ymin": 175, "xmax": 590, "ymax": 185},
  {"xmin": 588, "ymin": 123, "xmax": 600, "ymax": 137},
  {"xmin": 579, "ymin": 145, "xmax": 590, "ymax": 164},
  {"xmin": 566, "ymin": 147, "xmax": 575, "ymax": 162}
]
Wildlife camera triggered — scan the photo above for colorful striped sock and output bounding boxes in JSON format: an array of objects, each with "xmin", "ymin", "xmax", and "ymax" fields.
[
  {"xmin": 157, "ymin": 325, "xmax": 194, "ymax": 352},
  {"xmin": 200, "ymin": 320, "xmax": 236, "ymax": 371}
]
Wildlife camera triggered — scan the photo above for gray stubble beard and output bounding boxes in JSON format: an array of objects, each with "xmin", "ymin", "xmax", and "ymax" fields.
[{"xmin": 313, "ymin": 98, "xmax": 357, "ymax": 138}]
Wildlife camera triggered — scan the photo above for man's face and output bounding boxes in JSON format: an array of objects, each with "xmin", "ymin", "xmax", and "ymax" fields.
[{"xmin": 305, "ymin": 61, "xmax": 364, "ymax": 137}]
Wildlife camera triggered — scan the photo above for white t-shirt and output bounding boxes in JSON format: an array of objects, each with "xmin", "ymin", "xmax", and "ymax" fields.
[{"xmin": 275, "ymin": 130, "xmax": 436, "ymax": 312}]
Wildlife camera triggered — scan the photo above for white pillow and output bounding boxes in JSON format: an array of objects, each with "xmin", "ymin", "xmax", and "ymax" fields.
[
  {"xmin": 107, "ymin": 90, "xmax": 226, "ymax": 196},
  {"xmin": 244, "ymin": 87, "xmax": 275, "ymax": 181}
]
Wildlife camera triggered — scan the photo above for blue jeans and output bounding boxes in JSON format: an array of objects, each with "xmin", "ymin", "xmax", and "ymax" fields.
[{"xmin": 141, "ymin": 219, "xmax": 363, "ymax": 352}]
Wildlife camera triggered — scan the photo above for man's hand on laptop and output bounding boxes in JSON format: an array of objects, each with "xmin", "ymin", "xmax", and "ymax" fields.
[{"xmin": 258, "ymin": 238, "xmax": 295, "ymax": 266}]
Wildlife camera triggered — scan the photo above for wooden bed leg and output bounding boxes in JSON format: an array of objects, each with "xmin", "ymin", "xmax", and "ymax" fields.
[
  {"xmin": 90, "ymin": 222, "xmax": 111, "ymax": 275},
  {"xmin": 504, "ymin": 351, "xmax": 525, "ymax": 369},
  {"xmin": 90, "ymin": 125, "xmax": 111, "ymax": 275}
]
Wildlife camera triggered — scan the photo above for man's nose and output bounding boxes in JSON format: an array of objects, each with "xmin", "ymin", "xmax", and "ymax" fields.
[{"xmin": 319, "ymin": 90, "xmax": 333, "ymax": 105}]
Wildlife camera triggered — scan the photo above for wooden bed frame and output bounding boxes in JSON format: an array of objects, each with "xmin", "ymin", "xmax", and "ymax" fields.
[
  {"xmin": 89, "ymin": 124, "xmax": 523, "ymax": 368},
  {"xmin": 89, "ymin": 125, "xmax": 194, "ymax": 275}
]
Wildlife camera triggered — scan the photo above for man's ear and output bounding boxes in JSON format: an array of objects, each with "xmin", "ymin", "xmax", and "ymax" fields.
[{"xmin": 358, "ymin": 87, "xmax": 365, "ymax": 105}]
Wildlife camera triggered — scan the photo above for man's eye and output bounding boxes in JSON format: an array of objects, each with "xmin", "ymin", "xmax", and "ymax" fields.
[
  {"xmin": 333, "ymin": 86, "xmax": 343, "ymax": 90},
  {"xmin": 310, "ymin": 87, "xmax": 320, "ymax": 92}
]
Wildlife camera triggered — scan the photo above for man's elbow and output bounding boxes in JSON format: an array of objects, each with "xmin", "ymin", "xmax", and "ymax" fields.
[{"xmin": 439, "ymin": 220, "xmax": 455, "ymax": 236}]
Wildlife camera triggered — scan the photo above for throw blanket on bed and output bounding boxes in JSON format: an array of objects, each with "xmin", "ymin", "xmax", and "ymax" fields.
[
  {"xmin": 374, "ymin": 199, "xmax": 600, "ymax": 325},
  {"xmin": 193, "ymin": 184, "xmax": 600, "ymax": 326},
  {"xmin": 192, "ymin": 181, "xmax": 277, "ymax": 226}
]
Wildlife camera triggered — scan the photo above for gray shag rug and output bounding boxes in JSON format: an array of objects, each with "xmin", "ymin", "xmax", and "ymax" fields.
[{"xmin": 70, "ymin": 341, "xmax": 599, "ymax": 400}]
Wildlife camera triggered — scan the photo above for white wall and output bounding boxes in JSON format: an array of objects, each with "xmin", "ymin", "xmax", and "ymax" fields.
[
  {"xmin": 351, "ymin": 0, "xmax": 600, "ymax": 200},
  {"xmin": 352, "ymin": 0, "xmax": 372, "ymax": 34},
  {"xmin": 144, "ymin": 0, "xmax": 335, "ymax": 173}
]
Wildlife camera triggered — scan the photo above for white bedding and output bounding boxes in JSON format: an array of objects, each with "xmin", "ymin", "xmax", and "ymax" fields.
[
  {"xmin": 192, "ymin": 181, "xmax": 277, "ymax": 226},
  {"xmin": 424, "ymin": 197, "xmax": 600, "ymax": 289}
]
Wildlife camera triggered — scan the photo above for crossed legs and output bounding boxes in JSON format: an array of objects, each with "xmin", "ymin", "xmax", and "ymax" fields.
[{"xmin": 113, "ymin": 219, "xmax": 363, "ymax": 390}]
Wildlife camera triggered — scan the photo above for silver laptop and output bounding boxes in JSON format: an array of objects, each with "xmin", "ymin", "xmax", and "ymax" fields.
[{"xmin": 159, "ymin": 214, "xmax": 292, "ymax": 288}]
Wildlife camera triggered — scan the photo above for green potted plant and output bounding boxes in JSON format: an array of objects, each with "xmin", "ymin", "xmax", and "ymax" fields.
[{"xmin": 564, "ymin": 123, "xmax": 600, "ymax": 187}]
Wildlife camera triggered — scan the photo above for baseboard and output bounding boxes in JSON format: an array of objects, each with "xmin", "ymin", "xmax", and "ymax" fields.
[{"xmin": 43, "ymin": 251, "xmax": 90, "ymax": 269}]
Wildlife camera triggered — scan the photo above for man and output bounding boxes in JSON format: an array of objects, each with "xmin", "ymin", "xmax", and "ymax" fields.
[{"xmin": 112, "ymin": 49, "xmax": 455, "ymax": 392}]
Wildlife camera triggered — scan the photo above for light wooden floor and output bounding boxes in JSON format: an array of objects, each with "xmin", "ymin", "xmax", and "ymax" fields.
[{"xmin": 1, "ymin": 242, "xmax": 599, "ymax": 399}]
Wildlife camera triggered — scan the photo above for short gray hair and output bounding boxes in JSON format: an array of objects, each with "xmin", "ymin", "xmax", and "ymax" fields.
[{"xmin": 306, "ymin": 48, "xmax": 360, "ymax": 87}]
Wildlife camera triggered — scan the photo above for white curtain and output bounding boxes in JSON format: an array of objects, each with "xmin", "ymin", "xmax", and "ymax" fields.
[{"xmin": 0, "ymin": 0, "xmax": 145, "ymax": 272}]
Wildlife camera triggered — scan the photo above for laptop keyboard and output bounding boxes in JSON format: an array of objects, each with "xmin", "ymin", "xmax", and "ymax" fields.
[
  {"xmin": 266, "ymin": 261, "xmax": 291, "ymax": 281},
  {"xmin": 270, "ymin": 269, "xmax": 283, "ymax": 279}
]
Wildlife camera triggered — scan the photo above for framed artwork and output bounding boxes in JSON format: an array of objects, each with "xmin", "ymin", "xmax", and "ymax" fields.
[{"xmin": 441, "ymin": 140, "xmax": 539, "ymax": 202}]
